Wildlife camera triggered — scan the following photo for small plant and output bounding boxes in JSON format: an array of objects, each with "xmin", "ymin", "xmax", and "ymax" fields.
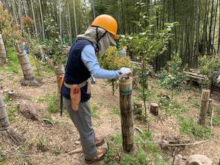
[
  {"xmin": 8, "ymin": 106, "xmax": 17, "ymax": 123},
  {"xmin": 199, "ymin": 55, "xmax": 220, "ymax": 76},
  {"xmin": 212, "ymin": 107, "xmax": 220, "ymax": 126},
  {"xmin": 99, "ymin": 47, "xmax": 133, "ymax": 95},
  {"xmin": 36, "ymin": 136, "xmax": 50, "ymax": 152},
  {"xmin": 51, "ymin": 147, "xmax": 61, "ymax": 156},
  {"xmin": 160, "ymin": 98, "xmax": 188, "ymax": 116},
  {"xmin": 112, "ymin": 106, "xmax": 120, "ymax": 116},
  {"xmin": 158, "ymin": 54, "xmax": 186, "ymax": 98},
  {"xmin": 0, "ymin": 147, "xmax": 4, "ymax": 162},
  {"xmin": 0, "ymin": 47, "xmax": 20, "ymax": 74},
  {"xmin": 178, "ymin": 116, "xmax": 212, "ymax": 139},
  {"xmin": 105, "ymin": 131, "xmax": 169, "ymax": 165},
  {"xmin": 90, "ymin": 103, "xmax": 100, "ymax": 119},
  {"xmin": 120, "ymin": 6, "xmax": 178, "ymax": 120},
  {"xmin": 40, "ymin": 93, "xmax": 59, "ymax": 114}
]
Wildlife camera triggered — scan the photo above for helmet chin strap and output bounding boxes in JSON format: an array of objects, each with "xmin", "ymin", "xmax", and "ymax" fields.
[{"xmin": 95, "ymin": 27, "xmax": 107, "ymax": 53}]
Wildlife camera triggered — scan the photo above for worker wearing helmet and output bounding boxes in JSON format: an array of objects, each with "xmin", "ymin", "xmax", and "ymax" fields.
[{"xmin": 61, "ymin": 14, "xmax": 132, "ymax": 164}]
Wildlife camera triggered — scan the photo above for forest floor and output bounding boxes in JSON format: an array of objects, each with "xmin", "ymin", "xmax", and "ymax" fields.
[{"xmin": 1, "ymin": 52, "xmax": 220, "ymax": 165}]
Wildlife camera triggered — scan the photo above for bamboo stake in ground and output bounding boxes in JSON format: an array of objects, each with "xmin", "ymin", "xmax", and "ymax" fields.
[
  {"xmin": 119, "ymin": 76, "xmax": 135, "ymax": 154},
  {"xmin": 0, "ymin": 94, "xmax": 23, "ymax": 145},
  {"xmin": 149, "ymin": 103, "xmax": 159, "ymax": 116},
  {"xmin": 207, "ymin": 99, "xmax": 212, "ymax": 115},
  {"xmin": 0, "ymin": 34, "xmax": 7, "ymax": 66},
  {"xmin": 15, "ymin": 44, "xmax": 42, "ymax": 86},
  {"xmin": 15, "ymin": 44, "xmax": 34, "ymax": 81},
  {"xmin": 198, "ymin": 89, "xmax": 210, "ymax": 125},
  {"xmin": 18, "ymin": 52, "xmax": 34, "ymax": 80}
]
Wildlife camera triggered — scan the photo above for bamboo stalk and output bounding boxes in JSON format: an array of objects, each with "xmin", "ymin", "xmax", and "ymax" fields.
[
  {"xmin": 119, "ymin": 76, "xmax": 135, "ymax": 154},
  {"xmin": 0, "ymin": 34, "xmax": 7, "ymax": 66}
]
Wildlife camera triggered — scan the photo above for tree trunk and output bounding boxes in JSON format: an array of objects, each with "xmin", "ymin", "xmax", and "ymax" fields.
[
  {"xmin": 218, "ymin": 0, "xmax": 220, "ymax": 54},
  {"xmin": 67, "ymin": 2, "xmax": 72, "ymax": 44},
  {"xmin": 18, "ymin": 0, "xmax": 23, "ymax": 32},
  {"xmin": 0, "ymin": 34, "xmax": 7, "ymax": 66},
  {"xmin": 59, "ymin": 0, "xmax": 62, "ymax": 41},
  {"xmin": 30, "ymin": 0, "xmax": 38, "ymax": 39},
  {"xmin": 11, "ymin": 0, "xmax": 18, "ymax": 24},
  {"xmin": 91, "ymin": 0, "xmax": 96, "ymax": 19},
  {"xmin": 208, "ymin": 0, "xmax": 214, "ymax": 55},
  {"xmin": 73, "ymin": 0, "xmax": 78, "ymax": 37},
  {"xmin": 38, "ymin": 0, "xmax": 45, "ymax": 40},
  {"xmin": 194, "ymin": 0, "xmax": 200, "ymax": 67}
]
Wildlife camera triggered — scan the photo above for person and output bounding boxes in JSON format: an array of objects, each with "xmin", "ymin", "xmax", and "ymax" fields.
[
  {"xmin": 61, "ymin": 14, "xmax": 132, "ymax": 164},
  {"xmin": 119, "ymin": 46, "xmax": 127, "ymax": 56},
  {"xmin": 22, "ymin": 42, "xmax": 29, "ymax": 54}
]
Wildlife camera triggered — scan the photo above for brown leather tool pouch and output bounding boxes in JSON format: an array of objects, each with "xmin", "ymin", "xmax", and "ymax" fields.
[{"xmin": 70, "ymin": 85, "xmax": 81, "ymax": 111}]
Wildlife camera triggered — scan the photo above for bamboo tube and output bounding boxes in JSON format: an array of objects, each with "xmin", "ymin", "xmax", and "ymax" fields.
[
  {"xmin": 149, "ymin": 103, "xmax": 159, "ymax": 116},
  {"xmin": 55, "ymin": 65, "xmax": 65, "ymax": 93},
  {"xmin": 17, "ymin": 52, "xmax": 34, "ymax": 80},
  {"xmin": 207, "ymin": 99, "xmax": 212, "ymax": 115},
  {"xmin": 198, "ymin": 89, "xmax": 210, "ymax": 125},
  {"xmin": 0, "ymin": 95, "xmax": 10, "ymax": 131},
  {"xmin": 0, "ymin": 34, "xmax": 7, "ymax": 65},
  {"xmin": 119, "ymin": 76, "xmax": 134, "ymax": 153}
]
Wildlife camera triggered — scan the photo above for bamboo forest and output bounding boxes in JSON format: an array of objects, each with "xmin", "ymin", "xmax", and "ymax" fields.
[{"xmin": 0, "ymin": 0, "xmax": 220, "ymax": 164}]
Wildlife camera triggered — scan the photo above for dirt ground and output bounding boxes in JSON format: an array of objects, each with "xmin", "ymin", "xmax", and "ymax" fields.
[{"xmin": 0, "ymin": 70, "xmax": 220, "ymax": 165}]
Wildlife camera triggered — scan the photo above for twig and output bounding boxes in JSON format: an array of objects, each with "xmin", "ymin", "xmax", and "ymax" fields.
[
  {"xmin": 68, "ymin": 148, "xmax": 82, "ymax": 155},
  {"xmin": 172, "ymin": 148, "xmax": 177, "ymax": 165},
  {"xmin": 210, "ymin": 105, "xmax": 214, "ymax": 136},
  {"xmin": 158, "ymin": 140, "xmax": 209, "ymax": 147},
  {"xmin": 134, "ymin": 126, "xmax": 143, "ymax": 134},
  {"xmin": 136, "ymin": 139, "xmax": 209, "ymax": 147},
  {"xmin": 0, "ymin": 150, "xmax": 43, "ymax": 158}
]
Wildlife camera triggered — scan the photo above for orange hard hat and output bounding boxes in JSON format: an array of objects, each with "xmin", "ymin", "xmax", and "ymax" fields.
[{"xmin": 91, "ymin": 14, "xmax": 119, "ymax": 40}]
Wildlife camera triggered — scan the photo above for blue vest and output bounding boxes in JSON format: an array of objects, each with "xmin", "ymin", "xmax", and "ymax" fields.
[{"xmin": 61, "ymin": 39, "xmax": 93, "ymax": 102}]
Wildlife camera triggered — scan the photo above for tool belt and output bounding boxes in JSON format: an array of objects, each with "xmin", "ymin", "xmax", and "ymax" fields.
[{"xmin": 64, "ymin": 80, "xmax": 91, "ymax": 111}]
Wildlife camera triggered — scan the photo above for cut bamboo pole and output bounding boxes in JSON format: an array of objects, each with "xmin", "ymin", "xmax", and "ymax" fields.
[
  {"xmin": 17, "ymin": 52, "xmax": 34, "ymax": 80},
  {"xmin": 0, "ymin": 34, "xmax": 7, "ymax": 66},
  {"xmin": 119, "ymin": 76, "xmax": 135, "ymax": 154},
  {"xmin": 207, "ymin": 99, "xmax": 213, "ymax": 115},
  {"xmin": 198, "ymin": 89, "xmax": 210, "ymax": 125},
  {"xmin": 0, "ymin": 94, "xmax": 23, "ymax": 145},
  {"xmin": 149, "ymin": 103, "xmax": 159, "ymax": 116},
  {"xmin": 0, "ymin": 95, "xmax": 10, "ymax": 131}
]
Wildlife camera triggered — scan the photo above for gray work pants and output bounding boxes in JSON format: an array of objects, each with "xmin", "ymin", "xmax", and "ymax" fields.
[{"xmin": 64, "ymin": 98, "xmax": 97, "ymax": 160}]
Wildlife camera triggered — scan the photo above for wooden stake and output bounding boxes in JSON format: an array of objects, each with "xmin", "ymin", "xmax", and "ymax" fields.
[
  {"xmin": 149, "ymin": 103, "xmax": 159, "ymax": 116},
  {"xmin": 207, "ymin": 99, "xmax": 212, "ymax": 115},
  {"xmin": 119, "ymin": 76, "xmax": 135, "ymax": 154},
  {"xmin": 198, "ymin": 89, "xmax": 210, "ymax": 125},
  {"xmin": 0, "ymin": 34, "xmax": 7, "ymax": 66}
]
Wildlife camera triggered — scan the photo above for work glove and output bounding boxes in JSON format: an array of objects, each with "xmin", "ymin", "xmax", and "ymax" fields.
[{"xmin": 119, "ymin": 67, "xmax": 132, "ymax": 76}]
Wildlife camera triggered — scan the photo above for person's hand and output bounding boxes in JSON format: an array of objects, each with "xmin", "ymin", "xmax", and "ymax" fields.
[{"xmin": 119, "ymin": 67, "xmax": 132, "ymax": 76}]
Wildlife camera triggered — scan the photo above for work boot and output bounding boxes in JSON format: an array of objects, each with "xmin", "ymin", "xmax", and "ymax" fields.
[
  {"xmin": 85, "ymin": 147, "xmax": 108, "ymax": 164},
  {"xmin": 95, "ymin": 135, "xmax": 105, "ymax": 147}
]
